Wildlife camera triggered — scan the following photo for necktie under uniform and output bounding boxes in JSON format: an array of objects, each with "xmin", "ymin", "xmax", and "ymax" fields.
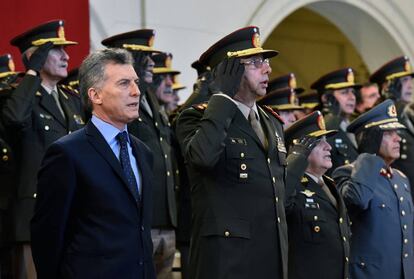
[
  {"xmin": 117, "ymin": 131, "xmax": 140, "ymax": 203},
  {"xmin": 51, "ymin": 89, "xmax": 66, "ymax": 119},
  {"xmin": 249, "ymin": 109, "xmax": 267, "ymax": 148},
  {"xmin": 318, "ymin": 178, "xmax": 338, "ymax": 208}
]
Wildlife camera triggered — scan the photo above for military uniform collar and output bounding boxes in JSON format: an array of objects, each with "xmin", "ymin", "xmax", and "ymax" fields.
[
  {"xmin": 41, "ymin": 83, "xmax": 58, "ymax": 95},
  {"xmin": 233, "ymin": 99, "xmax": 259, "ymax": 120}
]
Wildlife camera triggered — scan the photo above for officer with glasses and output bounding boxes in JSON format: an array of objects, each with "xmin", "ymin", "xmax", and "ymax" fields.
[{"xmin": 176, "ymin": 26, "xmax": 288, "ymax": 279}]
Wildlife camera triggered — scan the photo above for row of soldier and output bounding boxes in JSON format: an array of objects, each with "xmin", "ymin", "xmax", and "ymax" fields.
[{"xmin": 0, "ymin": 20, "xmax": 413, "ymax": 279}]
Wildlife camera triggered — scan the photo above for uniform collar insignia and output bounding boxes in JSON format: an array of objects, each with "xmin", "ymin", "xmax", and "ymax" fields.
[{"xmin": 301, "ymin": 176, "xmax": 309, "ymax": 183}]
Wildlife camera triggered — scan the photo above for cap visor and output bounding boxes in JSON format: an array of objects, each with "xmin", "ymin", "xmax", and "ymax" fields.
[
  {"xmin": 309, "ymin": 129, "xmax": 338, "ymax": 138},
  {"xmin": 153, "ymin": 68, "xmax": 181, "ymax": 75},
  {"xmin": 274, "ymin": 104, "xmax": 304, "ymax": 111}
]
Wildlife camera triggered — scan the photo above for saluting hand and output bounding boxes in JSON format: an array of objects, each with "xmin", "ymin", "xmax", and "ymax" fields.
[
  {"xmin": 288, "ymin": 135, "xmax": 320, "ymax": 159},
  {"xmin": 24, "ymin": 42, "xmax": 54, "ymax": 72},
  {"xmin": 209, "ymin": 57, "xmax": 244, "ymax": 98}
]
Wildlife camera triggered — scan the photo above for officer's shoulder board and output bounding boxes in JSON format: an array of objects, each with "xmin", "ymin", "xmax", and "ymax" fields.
[
  {"xmin": 192, "ymin": 102, "xmax": 208, "ymax": 111},
  {"xmin": 394, "ymin": 168, "xmax": 407, "ymax": 179},
  {"xmin": 59, "ymin": 84, "xmax": 80, "ymax": 99},
  {"xmin": 261, "ymin": 105, "xmax": 284, "ymax": 124}
]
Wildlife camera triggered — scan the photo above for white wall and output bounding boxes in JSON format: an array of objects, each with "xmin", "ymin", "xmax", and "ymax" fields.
[{"xmin": 89, "ymin": 0, "xmax": 414, "ymax": 103}]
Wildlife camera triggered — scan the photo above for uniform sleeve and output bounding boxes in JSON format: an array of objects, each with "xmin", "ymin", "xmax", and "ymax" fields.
[
  {"xmin": 2, "ymin": 74, "xmax": 40, "ymax": 130},
  {"xmin": 175, "ymin": 94, "xmax": 238, "ymax": 169},
  {"xmin": 30, "ymin": 141, "xmax": 77, "ymax": 279},
  {"xmin": 285, "ymin": 151, "xmax": 309, "ymax": 214},
  {"xmin": 333, "ymin": 153, "xmax": 385, "ymax": 215}
]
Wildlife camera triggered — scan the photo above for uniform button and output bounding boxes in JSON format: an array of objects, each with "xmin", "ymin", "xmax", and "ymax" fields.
[
  {"xmin": 139, "ymin": 261, "xmax": 144, "ymax": 265},
  {"xmin": 401, "ymin": 154, "xmax": 407, "ymax": 160},
  {"xmin": 400, "ymin": 197, "xmax": 404, "ymax": 202},
  {"xmin": 402, "ymin": 138, "xmax": 407, "ymax": 143},
  {"xmin": 2, "ymin": 155, "xmax": 8, "ymax": 161},
  {"xmin": 240, "ymin": 163, "xmax": 247, "ymax": 170},
  {"xmin": 168, "ymin": 123, "xmax": 171, "ymax": 127},
  {"xmin": 224, "ymin": 231, "xmax": 230, "ymax": 237},
  {"xmin": 345, "ymin": 257, "xmax": 349, "ymax": 262},
  {"xmin": 360, "ymin": 262, "xmax": 365, "ymax": 267},
  {"xmin": 394, "ymin": 184, "xmax": 398, "ymax": 189},
  {"xmin": 314, "ymin": 226, "xmax": 320, "ymax": 233},
  {"xmin": 275, "ymin": 197, "xmax": 279, "ymax": 203},
  {"xmin": 155, "ymin": 122, "xmax": 158, "ymax": 127},
  {"xmin": 403, "ymin": 146, "xmax": 407, "ymax": 150},
  {"xmin": 343, "ymin": 236, "xmax": 347, "ymax": 242},
  {"xmin": 167, "ymin": 171, "xmax": 170, "ymax": 176},
  {"xmin": 164, "ymin": 154, "xmax": 168, "ymax": 159},
  {"xmin": 272, "ymin": 177, "xmax": 276, "ymax": 183},
  {"xmin": 175, "ymin": 170, "xmax": 179, "ymax": 175},
  {"xmin": 141, "ymin": 226, "xmax": 145, "ymax": 231},
  {"xmin": 402, "ymin": 210, "xmax": 406, "ymax": 216},
  {"xmin": 404, "ymin": 224, "xmax": 408, "ymax": 230},
  {"xmin": 404, "ymin": 238, "xmax": 408, "ymax": 244},
  {"xmin": 313, "ymin": 216, "xmax": 318, "ymax": 221},
  {"xmin": 240, "ymin": 152, "xmax": 245, "ymax": 158},
  {"xmin": 277, "ymin": 217, "xmax": 281, "ymax": 223},
  {"xmin": 68, "ymin": 130, "xmax": 72, "ymax": 134},
  {"xmin": 267, "ymin": 158, "xmax": 271, "ymax": 164},
  {"xmin": 33, "ymin": 193, "xmax": 37, "ymax": 198},
  {"xmin": 45, "ymin": 125, "xmax": 50, "ymax": 131},
  {"xmin": 381, "ymin": 204, "xmax": 386, "ymax": 208},
  {"xmin": 339, "ymin": 217, "xmax": 343, "ymax": 224},
  {"xmin": 344, "ymin": 159, "xmax": 350, "ymax": 164},
  {"xmin": 404, "ymin": 253, "xmax": 409, "ymax": 258},
  {"xmin": 2, "ymin": 148, "xmax": 7, "ymax": 153},
  {"xmin": 138, "ymin": 117, "xmax": 142, "ymax": 122},
  {"xmin": 160, "ymin": 137, "xmax": 163, "ymax": 142}
]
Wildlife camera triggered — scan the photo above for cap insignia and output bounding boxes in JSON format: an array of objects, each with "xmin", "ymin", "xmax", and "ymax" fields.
[
  {"xmin": 404, "ymin": 60, "xmax": 411, "ymax": 72},
  {"xmin": 165, "ymin": 56, "xmax": 172, "ymax": 68},
  {"xmin": 57, "ymin": 26, "xmax": 65, "ymax": 39},
  {"xmin": 8, "ymin": 56, "xmax": 15, "ymax": 72},
  {"xmin": 317, "ymin": 114, "xmax": 326, "ymax": 130},
  {"xmin": 387, "ymin": 104, "xmax": 397, "ymax": 117},
  {"xmin": 252, "ymin": 33, "xmax": 261, "ymax": 48},
  {"xmin": 289, "ymin": 74, "xmax": 297, "ymax": 89},
  {"xmin": 148, "ymin": 35, "xmax": 154, "ymax": 47},
  {"xmin": 347, "ymin": 69, "xmax": 355, "ymax": 83}
]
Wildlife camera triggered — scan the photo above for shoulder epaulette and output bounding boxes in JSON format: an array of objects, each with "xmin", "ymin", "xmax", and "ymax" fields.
[
  {"xmin": 192, "ymin": 102, "xmax": 208, "ymax": 111},
  {"xmin": 262, "ymin": 105, "xmax": 285, "ymax": 124},
  {"xmin": 59, "ymin": 84, "xmax": 80, "ymax": 98},
  {"xmin": 394, "ymin": 168, "xmax": 407, "ymax": 178}
]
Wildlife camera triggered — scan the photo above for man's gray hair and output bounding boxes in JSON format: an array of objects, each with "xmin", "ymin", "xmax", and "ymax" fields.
[{"xmin": 79, "ymin": 48, "xmax": 134, "ymax": 110}]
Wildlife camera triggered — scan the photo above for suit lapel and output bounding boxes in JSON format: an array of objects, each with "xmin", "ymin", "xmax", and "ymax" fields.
[
  {"xmin": 85, "ymin": 121, "xmax": 139, "ymax": 205},
  {"xmin": 38, "ymin": 87, "xmax": 66, "ymax": 127},
  {"xmin": 258, "ymin": 107, "xmax": 278, "ymax": 155},
  {"xmin": 130, "ymin": 138, "xmax": 151, "ymax": 214}
]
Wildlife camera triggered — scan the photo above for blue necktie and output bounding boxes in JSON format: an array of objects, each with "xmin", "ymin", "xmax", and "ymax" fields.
[{"xmin": 117, "ymin": 131, "xmax": 140, "ymax": 203}]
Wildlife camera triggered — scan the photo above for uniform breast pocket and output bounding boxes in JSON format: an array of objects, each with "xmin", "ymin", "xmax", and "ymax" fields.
[
  {"xmin": 300, "ymin": 209, "xmax": 327, "ymax": 244},
  {"xmin": 225, "ymin": 142, "xmax": 253, "ymax": 184}
]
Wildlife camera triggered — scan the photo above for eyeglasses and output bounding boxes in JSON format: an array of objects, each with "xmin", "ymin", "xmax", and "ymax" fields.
[{"xmin": 240, "ymin": 58, "xmax": 270, "ymax": 69}]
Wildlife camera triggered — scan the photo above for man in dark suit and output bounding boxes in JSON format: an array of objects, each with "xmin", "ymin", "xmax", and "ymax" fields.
[
  {"xmin": 101, "ymin": 31, "xmax": 178, "ymax": 278},
  {"xmin": 2, "ymin": 20, "xmax": 85, "ymax": 278},
  {"xmin": 311, "ymin": 68, "xmax": 361, "ymax": 175},
  {"xmin": 31, "ymin": 48, "xmax": 155, "ymax": 279},
  {"xmin": 176, "ymin": 26, "xmax": 288, "ymax": 279},
  {"xmin": 333, "ymin": 100, "xmax": 414, "ymax": 279},
  {"xmin": 284, "ymin": 111, "xmax": 351, "ymax": 279}
]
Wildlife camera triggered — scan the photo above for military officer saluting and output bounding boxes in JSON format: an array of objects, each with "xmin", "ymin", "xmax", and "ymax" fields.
[
  {"xmin": 2, "ymin": 20, "xmax": 85, "ymax": 278},
  {"xmin": 257, "ymin": 73, "xmax": 304, "ymax": 129},
  {"xmin": 176, "ymin": 26, "xmax": 288, "ymax": 279},
  {"xmin": 333, "ymin": 99, "xmax": 414, "ymax": 279},
  {"xmin": 311, "ymin": 68, "xmax": 361, "ymax": 175},
  {"xmin": 285, "ymin": 111, "xmax": 351, "ymax": 279}
]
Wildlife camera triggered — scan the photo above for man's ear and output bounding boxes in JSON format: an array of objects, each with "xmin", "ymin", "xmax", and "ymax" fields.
[{"xmin": 88, "ymin": 87, "xmax": 103, "ymax": 105}]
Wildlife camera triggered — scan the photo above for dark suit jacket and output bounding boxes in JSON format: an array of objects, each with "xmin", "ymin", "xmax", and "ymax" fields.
[
  {"xmin": 31, "ymin": 121, "xmax": 155, "ymax": 279},
  {"xmin": 176, "ymin": 95, "xmax": 288, "ymax": 279},
  {"xmin": 1, "ymin": 75, "xmax": 85, "ymax": 241},
  {"xmin": 128, "ymin": 90, "xmax": 177, "ymax": 228}
]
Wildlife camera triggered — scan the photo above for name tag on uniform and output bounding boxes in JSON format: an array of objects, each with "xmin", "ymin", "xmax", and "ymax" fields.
[
  {"xmin": 305, "ymin": 202, "xmax": 319, "ymax": 209},
  {"xmin": 239, "ymin": 173, "xmax": 248, "ymax": 179}
]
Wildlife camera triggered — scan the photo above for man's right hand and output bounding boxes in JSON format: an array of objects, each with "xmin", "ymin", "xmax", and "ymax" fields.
[
  {"xmin": 209, "ymin": 57, "xmax": 244, "ymax": 98},
  {"xmin": 288, "ymin": 135, "xmax": 320, "ymax": 159},
  {"xmin": 24, "ymin": 42, "xmax": 54, "ymax": 72}
]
